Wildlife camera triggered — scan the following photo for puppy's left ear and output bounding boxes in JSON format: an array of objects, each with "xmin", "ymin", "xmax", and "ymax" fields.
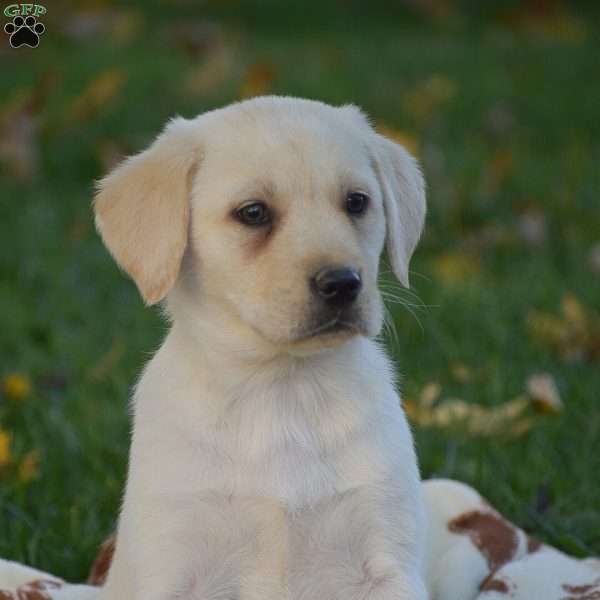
[{"xmin": 369, "ymin": 133, "xmax": 426, "ymax": 288}]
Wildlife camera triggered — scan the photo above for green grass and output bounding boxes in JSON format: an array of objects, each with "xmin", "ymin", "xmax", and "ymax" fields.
[{"xmin": 1, "ymin": 0, "xmax": 599, "ymax": 581}]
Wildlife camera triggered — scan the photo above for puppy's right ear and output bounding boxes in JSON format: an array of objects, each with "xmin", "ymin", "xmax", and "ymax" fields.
[
  {"xmin": 94, "ymin": 118, "xmax": 199, "ymax": 305},
  {"xmin": 368, "ymin": 133, "xmax": 426, "ymax": 289}
]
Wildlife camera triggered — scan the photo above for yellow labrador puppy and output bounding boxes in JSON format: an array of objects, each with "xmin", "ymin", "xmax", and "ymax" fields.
[{"xmin": 94, "ymin": 96, "xmax": 427, "ymax": 600}]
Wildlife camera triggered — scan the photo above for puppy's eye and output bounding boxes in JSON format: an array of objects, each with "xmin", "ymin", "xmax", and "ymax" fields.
[
  {"xmin": 236, "ymin": 202, "xmax": 271, "ymax": 226},
  {"xmin": 345, "ymin": 192, "xmax": 369, "ymax": 216}
]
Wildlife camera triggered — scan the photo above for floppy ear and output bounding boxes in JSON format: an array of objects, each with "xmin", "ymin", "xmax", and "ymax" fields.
[
  {"xmin": 369, "ymin": 133, "xmax": 426, "ymax": 287},
  {"xmin": 94, "ymin": 117, "xmax": 198, "ymax": 305}
]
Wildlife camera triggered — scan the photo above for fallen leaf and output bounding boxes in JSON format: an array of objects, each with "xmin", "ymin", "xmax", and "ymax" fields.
[
  {"xmin": 169, "ymin": 20, "xmax": 223, "ymax": 59},
  {"xmin": 406, "ymin": 394, "xmax": 531, "ymax": 437},
  {"xmin": 527, "ymin": 294, "xmax": 600, "ymax": 362},
  {"xmin": 68, "ymin": 69, "xmax": 126, "ymax": 123},
  {"xmin": 18, "ymin": 449, "xmax": 40, "ymax": 483},
  {"xmin": 510, "ymin": 417, "xmax": 535, "ymax": 437},
  {"xmin": 402, "ymin": 74, "xmax": 457, "ymax": 123},
  {"xmin": 0, "ymin": 430, "xmax": 12, "ymax": 467},
  {"xmin": 185, "ymin": 43, "xmax": 236, "ymax": 96},
  {"xmin": 500, "ymin": 2, "xmax": 587, "ymax": 44},
  {"xmin": 431, "ymin": 252, "xmax": 481, "ymax": 285},
  {"xmin": 0, "ymin": 96, "xmax": 37, "ymax": 180},
  {"xmin": 429, "ymin": 398, "xmax": 471, "ymax": 427},
  {"xmin": 402, "ymin": 399, "xmax": 420, "ymax": 423},
  {"xmin": 2, "ymin": 373, "xmax": 32, "ymax": 401},
  {"xmin": 419, "ymin": 382, "xmax": 441, "ymax": 407},
  {"xmin": 406, "ymin": 374, "xmax": 563, "ymax": 437},
  {"xmin": 87, "ymin": 337, "xmax": 126, "ymax": 381},
  {"xmin": 0, "ymin": 72, "xmax": 56, "ymax": 180},
  {"xmin": 109, "ymin": 10, "xmax": 142, "ymax": 45},
  {"xmin": 377, "ymin": 124, "xmax": 419, "ymax": 156},
  {"xmin": 451, "ymin": 363, "xmax": 473, "ymax": 384},
  {"xmin": 239, "ymin": 62, "xmax": 275, "ymax": 99},
  {"xmin": 562, "ymin": 294, "xmax": 586, "ymax": 327},
  {"xmin": 526, "ymin": 373, "xmax": 563, "ymax": 414}
]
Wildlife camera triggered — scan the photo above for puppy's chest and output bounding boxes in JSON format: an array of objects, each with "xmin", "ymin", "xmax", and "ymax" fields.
[
  {"xmin": 152, "ymin": 388, "xmax": 393, "ymax": 509},
  {"xmin": 197, "ymin": 415, "xmax": 377, "ymax": 507}
]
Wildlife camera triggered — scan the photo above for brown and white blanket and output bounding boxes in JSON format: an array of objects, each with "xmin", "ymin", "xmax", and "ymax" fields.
[{"xmin": 1, "ymin": 479, "xmax": 598, "ymax": 599}]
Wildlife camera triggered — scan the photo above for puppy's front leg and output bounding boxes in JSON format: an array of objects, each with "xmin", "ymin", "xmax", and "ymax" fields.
[
  {"xmin": 289, "ymin": 484, "xmax": 427, "ymax": 600},
  {"xmin": 101, "ymin": 500, "xmax": 216, "ymax": 600},
  {"xmin": 106, "ymin": 494, "xmax": 288, "ymax": 600}
]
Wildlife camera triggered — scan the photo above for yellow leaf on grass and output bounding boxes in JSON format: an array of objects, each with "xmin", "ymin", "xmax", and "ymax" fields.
[
  {"xmin": 110, "ymin": 10, "xmax": 142, "ymax": 45},
  {"xmin": 432, "ymin": 252, "xmax": 481, "ymax": 285},
  {"xmin": 562, "ymin": 293, "xmax": 586, "ymax": 328},
  {"xmin": 402, "ymin": 74, "xmax": 457, "ymax": 122},
  {"xmin": 239, "ymin": 63, "xmax": 275, "ymax": 99},
  {"xmin": 526, "ymin": 373, "xmax": 563, "ymax": 414},
  {"xmin": 87, "ymin": 337, "xmax": 126, "ymax": 381},
  {"xmin": 402, "ymin": 399, "xmax": 420, "ymax": 422},
  {"xmin": 527, "ymin": 311, "xmax": 567, "ymax": 346},
  {"xmin": 502, "ymin": 6, "xmax": 587, "ymax": 45},
  {"xmin": 451, "ymin": 363, "xmax": 472, "ymax": 384},
  {"xmin": 376, "ymin": 124, "xmax": 419, "ymax": 157},
  {"xmin": 3, "ymin": 373, "xmax": 31, "ymax": 401},
  {"xmin": 19, "ymin": 449, "xmax": 40, "ymax": 483},
  {"xmin": 490, "ymin": 148, "xmax": 514, "ymax": 184},
  {"xmin": 527, "ymin": 294, "xmax": 600, "ymax": 362},
  {"xmin": 405, "ymin": 377, "xmax": 551, "ymax": 438},
  {"xmin": 0, "ymin": 430, "xmax": 12, "ymax": 467},
  {"xmin": 186, "ymin": 44, "xmax": 235, "ymax": 96},
  {"xmin": 69, "ymin": 69, "xmax": 126, "ymax": 122},
  {"xmin": 419, "ymin": 382, "xmax": 441, "ymax": 407},
  {"xmin": 430, "ymin": 398, "xmax": 470, "ymax": 428},
  {"xmin": 407, "ymin": 395, "xmax": 531, "ymax": 437},
  {"xmin": 0, "ymin": 87, "xmax": 45, "ymax": 181}
]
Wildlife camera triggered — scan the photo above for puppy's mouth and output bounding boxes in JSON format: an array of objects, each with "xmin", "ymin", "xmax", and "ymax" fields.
[{"xmin": 296, "ymin": 311, "xmax": 364, "ymax": 341}]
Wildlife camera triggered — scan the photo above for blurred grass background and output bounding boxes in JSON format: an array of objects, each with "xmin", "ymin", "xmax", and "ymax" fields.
[{"xmin": 1, "ymin": 0, "xmax": 599, "ymax": 581}]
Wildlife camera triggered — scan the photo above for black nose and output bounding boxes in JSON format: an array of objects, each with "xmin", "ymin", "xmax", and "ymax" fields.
[{"xmin": 312, "ymin": 267, "xmax": 362, "ymax": 307}]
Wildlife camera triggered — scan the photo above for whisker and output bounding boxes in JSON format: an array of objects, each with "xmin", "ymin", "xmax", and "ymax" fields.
[
  {"xmin": 378, "ymin": 276, "xmax": 427, "ymax": 333},
  {"xmin": 379, "ymin": 281, "xmax": 423, "ymax": 299},
  {"xmin": 399, "ymin": 302, "xmax": 424, "ymax": 333},
  {"xmin": 379, "ymin": 304, "xmax": 399, "ymax": 350},
  {"xmin": 379, "ymin": 294, "xmax": 439, "ymax": 310},
  {"xmin": 408, "ymin": 269, "xmax": 431, "ymax": 283},
  {"xmin": 379, "ymin": 285, "xmax": 429, "ymax": 309}
]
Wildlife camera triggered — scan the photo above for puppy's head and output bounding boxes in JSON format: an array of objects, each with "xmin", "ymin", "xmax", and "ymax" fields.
[{"xmin": 94, "ymin": 97, "xmax": 425, "ymax": 354}]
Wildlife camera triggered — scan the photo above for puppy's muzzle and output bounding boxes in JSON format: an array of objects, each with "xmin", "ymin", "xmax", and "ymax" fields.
[{"xmin": 311, "ymin": 267, "xmax": 362, "ymax": 308}]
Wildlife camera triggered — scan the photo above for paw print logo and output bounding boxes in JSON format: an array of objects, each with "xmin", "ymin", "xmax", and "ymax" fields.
[{"xmin": 4, "ymin": 15, "xmax": 45, "ymax": 48}]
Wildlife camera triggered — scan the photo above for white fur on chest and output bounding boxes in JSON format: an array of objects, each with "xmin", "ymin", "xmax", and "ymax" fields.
[{"xmin": 127, "ymin": 331, "xmax": 412, "ymax": 511}]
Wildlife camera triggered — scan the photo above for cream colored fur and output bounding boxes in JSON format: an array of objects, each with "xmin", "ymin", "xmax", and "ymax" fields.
[{"xmin": 94, "ymin": 96, "xmax": 427, "ymax": 600}]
